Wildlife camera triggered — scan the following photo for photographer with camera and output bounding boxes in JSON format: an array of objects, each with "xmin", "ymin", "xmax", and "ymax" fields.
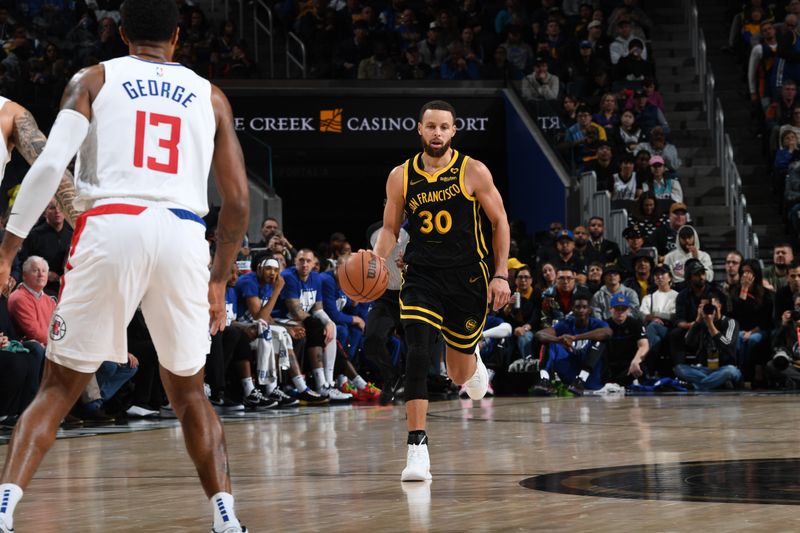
[
  {"xmin": 766, "ymin": 293, "xmax": 800, "ymax": 388},
  {"xmin": 672, "ymin": 296, "xmax": 741, "ymax": 391}
]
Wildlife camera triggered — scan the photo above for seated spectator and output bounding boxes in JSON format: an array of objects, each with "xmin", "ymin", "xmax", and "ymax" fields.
[
  {"xmin": 609, "ymin": 19, "xmax": 648, "ymax": 65},
  {"xmin": 639, "ymin": 264, "xmax": 678, "ymax": 354},
  {"xmin": 586, "ymin": 261, "xmax": 604, "ymax": 295},
  {"xmin": 547, "ymin": 230, "xmax": 587, "ymax": 283},
  {"xmin": 614, "ymin": 38, "xmax": 654, "ymax": 83},
  {"xmin": 358, "ymin": 40, "xmax": 397, "ymax": 79},
  {"xmin": 775, "ymin": 130, "xmax": 800, "ymax": 184},
  {"xmin": 766, "ymin": 292, "xmax": 800, "ymax": 388},
  {"xmin": 440, "ymin": 41, "xmax": 481, "ymax": 80},
  {"xmin": 0, "ymin": 330, "xmax": 40, "ymax": 427},
  {"xmin": 721, "ymin": 250, "xmax": 744, "ymax": 294},
  {"xmin": 397, "ymin": 45, "xmax": 433, "ymax": 80},
  {"xmin": 638, "ymin": 126, "xmax": 682, "ymax": 174},
  {"xmin": 628, "ymin": 191, "xmax": 666, "ymax": 242},
  {"xmin": 591, "ymin": 263, "xmax": 642, "ymax": 321},
  {"xmin": 584, "ymin": 140, "xmax": 617, "ymax": 190},
  {"xmin": 785, "ymin": 164, "xmax": 800, "ymax": 234},
  {"xmin": 495, "ymin": 265, "xmax": 539, "ymax": 363},
  {"xmin": 394, "ymin": 8, "xmax": 422, "ymax": 50},
  {"xmin": 605, "ymin": 292, "xmax": 649, "ymax": 386},
  {"xmin": 764, "ymin": 243, "xmax": 794, "ymax": 291},
  {"xmin": 608, "ymin": 0, "xmax": 652, "ymax": 39},
  {"xmin": 18, "ymin": 198, "xmax": 72, "ymax": 297},
  {"xmin": 539, "ymin": 264, "xmax": 579, "ymax": 328},
  {"xmin": 610, "ymin": 109, "xmax": 645, "ymax": 154},
  {"xmin": 534, "ymin": 290, "xmax": 612, "ymax": 395},
  {"xmin": 502, "ymin": 24, "xmax": 534, "ymax": 73},
  {"xmin": 623, "ymin": 250, "xmax": 656, "ymax": 301},
  {"xmin": 673, "ymin": 295, "xmax": 741, "ymax": 391},
  {"xmin": 772, "ymin": 260, "xmax": 800, "ymax": 325},
  {"xmin": 521, "ymin": 55, "xmax": 560, "ymax": 101},
  {"xmin": 76, "ymin": 356, "xmax": 139, "ymax": 420},
  {"xmin": 633, "ymin": 149, "xmax": 653, "ymax": 183},
  {"xmin": 418, "ymin": 22, "xmax": 447, "ymax": 69},
  {"xmin": 459, "ymin": 25, "xmax": 484, "ymax": 63},
  {"xmin": 631, "ymin": 89, "xmax": 669, "ymax": 136},
  {"xmin": 729, "ymin": 259, "xmax": 773, "ymax": 385},
  {"xmin": 642, "ymin": 155, "xmax": 683, "ymax": 202},
  {"xmin": 610, "ymin": 152, "xmax": 642, "ymax": 201},
  {"xmin": 649, "ymin": 202, "xmax": 688, "ymax": 257},
  {"xmin": 619, "ymin": 226, "xmax": 646, "ymax": 278},
  {"xmin": 481, "ymin": 44, "xmax": 521, "ymax": 81},
  {"xmin": 778, "ymin": 107, "xmax": 800, "ymax": 148},
  {"xmin": 535, "ymin": 261, "xmax": 557, "ymax": 295},
  {"xmin": 566, "ymin": 39, "xmax": 605, "ymax": 92},
  {"xmin": 664, "ymin": 225, "xmax": 714, "ymax": 286},
  {"xmin": 592, "ymin": 93, "xmax": 620, "ymax": 132},
  {"xmin": 586, "ymin": 216, "xmax": 621, "ymax": 267},
  {"xmin": 637, "ymin": 78, "xmax": 664, "ymax": 112},
  {"xmin": 584, "ymin": 19, "xmax": 612, "ymax": 65},
  {"xmin": 572, "ymin": 225, "xmax": 592, "ymax": 263},
  {"xmin": 765, "ymin": 79, "xmax": 797, "ymax": 145},
  {"xmin": 666, "ymin": 258, "xmax": 728, "ymax": 369},
  {"xmin": 8, "ymin": 256, "xmax": 55, "ymax": 346},
  {"xmin": 334, "ymin": 20, "xmax": 371, "ymax": 79},
  {"xmin": 741, "ymin": 6, "xmax": 765, "ymax": 48}
]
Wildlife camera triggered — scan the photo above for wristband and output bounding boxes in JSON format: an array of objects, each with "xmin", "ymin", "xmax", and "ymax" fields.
[{"xmin": 492, "ymin": 275, "xmax": 509, "ymax": 282}]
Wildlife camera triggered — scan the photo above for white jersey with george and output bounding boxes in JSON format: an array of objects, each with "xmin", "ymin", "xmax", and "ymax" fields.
[{"xmin": 74, "ymin": 55, "xmax": 215, "ymax": 215}]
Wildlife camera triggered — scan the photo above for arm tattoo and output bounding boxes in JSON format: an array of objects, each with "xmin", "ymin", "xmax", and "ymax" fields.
[
  {"xmin": 13, "ymin": 110, "xmax": 81, "ymax": 227},
  {"xmin": 287, "ymin": 299, "xmax": 306, "ymax": 321}
]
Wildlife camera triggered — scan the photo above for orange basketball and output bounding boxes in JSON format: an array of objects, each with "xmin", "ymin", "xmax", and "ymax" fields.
[{"xmin": 338, "ymin": 250, "xmax": 389, "ymax": 303}]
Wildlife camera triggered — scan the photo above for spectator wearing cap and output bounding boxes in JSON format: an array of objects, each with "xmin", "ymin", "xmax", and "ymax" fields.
[
  {"xmin": 397, "ymin": 44, "xmax": 433, "ymax": 79},
  {"xmin": 585, "ymin": 140, "xmax": 617, "ymax": 191},
  {"xmin": 566, "ymin": 38, "xmax": 604, "ymax": 90},
  {"xmin": 639, "ymin": 264, "xmax": 678, "ymax": 356},
  {"xmin": 609, "ymin": 19, "xmax": 648, "ymax": 65},
  {"xmin": 539, "ymin": 263, "xmax": 580, "ymax": 328},
  {"xmin": 649, "ymin": 202, "xmax": 688, "ymax": 256},
  {"xmin": 608, "ymin": 0, "xmax": 653, "ymax": 39},
  {"xmin": 610, "ymin": 152, "xmax": 642, "ymax": 201},
  {"xmin": 591, "ymin": 263, "xmax": 642, "ymax": 321},
  {"xmin": 521, "ymin": 54, "xmax": 560, "ymax": 102},
  {"xmin": 605, "ymin": 291, "xmax": 649, "ymax": 385},
  {"xmin": 585, "ymin": 216, "xmax": 622, "ymax": 267},
  {"xmin": 623, "ymin": 249, "xmax": 656, "ymax": 301},
  {"xmin": 613, "ymin": 37, "xmax": 654, "ymax": 82},
  {"xmin": 673, "ymin": 294, "xmax": 741, "ymax": 391},
  {"xmin": 585, "ymin": 19, "xmax": 612, "ymax": 64},
  {"xmin": 631, "ymin": 89, "xmax": 669, "ymax": 136},
  {"xmin": 641, "ymin": 155, "xmax": 683, "ymax": 202},
  {"xmin": 502, "ymin": 24, "xmax": 534, "ymax": 73},
  {"xmin": 551, "ymin": 229, "xmax": 587, "ymax": 283},
  {"xmin": 417, "ymin": 21, "xmax": 447, "ymax": 69},
  {"xmin": 663, "ymin": 225, "xmax": 714, "ymax": 286},
  {"xmin": 666, "ymin": 257, "xmax": 728, "ymax": 371},
  {"xmin": 619, "ymin": 226, "xmax": 646, "ymax": 278},
  {"xmin": 440, "ymin": 41, "xmax": 481, "ymax": 80}
]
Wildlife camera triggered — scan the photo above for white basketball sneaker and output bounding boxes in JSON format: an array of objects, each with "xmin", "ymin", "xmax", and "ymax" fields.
[
  {"xmin": 0, "ymin": 517, "xmax": 13, "ymax": 533},
  {"xmin": 464, "ymin": 348, "xmax": 489, "ymax": 400},
  {"xmin": 401, "ymin": 441, "xmax": 432, "ymax": 481},
  {"xmin": 211, "ymin": 525, "xmax": 248, "ymax": 533}
]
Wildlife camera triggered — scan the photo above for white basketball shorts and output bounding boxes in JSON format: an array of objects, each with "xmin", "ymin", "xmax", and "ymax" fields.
[{"xmin": 46, "ymin": 201, "xmax": 211, "ymax": 376}]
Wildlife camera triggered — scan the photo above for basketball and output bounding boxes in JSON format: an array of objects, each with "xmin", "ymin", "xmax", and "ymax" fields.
[{"xmin": 338, "ymin": 250, "xmax": 389, "ymax": 303}]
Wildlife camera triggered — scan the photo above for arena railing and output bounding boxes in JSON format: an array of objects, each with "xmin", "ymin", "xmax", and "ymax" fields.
[
  {"xmin": 286, "ymin": 32, "xmax": 307, "ymax": 79},
  {"xmin": 253, "ymin": 0, "xmax": 275, "ymax": 78},
  {"xmin": 687, "ymin": 0, "xmax": 759, "ymax": 259}
]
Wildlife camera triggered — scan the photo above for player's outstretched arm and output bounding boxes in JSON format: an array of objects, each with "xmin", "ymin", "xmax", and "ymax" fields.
[
  {"xmin": 209, "ymin": 84, "xmax": 249, "ymax": 334},
  {"xmin": 8, "ymin": 103, "xmax": 80, "ymax": 227},
  {"xmin": 468, "ymin": 158, "xmax": 511, "ymax": 310},
  {"xmin": 0, "ymin": 67, "xmax": 97, "ymax": 288},
  {"xmin": 373, "ymin": 165, "xmax": 404, "ymax": 260}
]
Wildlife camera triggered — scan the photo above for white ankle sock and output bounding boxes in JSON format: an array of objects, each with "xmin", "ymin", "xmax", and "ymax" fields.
[
  {"xmin": 241, "ymin": 377, "xmax": 255, "ymax": 397},
  {"xmin": 210, "ymin": 491, "xmax": 240, "ymax": 531},
  {"xmin": 540, "ymin": 369, "xmax": 550, "ymax": 380},
  {"xmin": 292, "ymin": 375, "xmax": 308, "ymax": 392},
  {"xmin": 578, "ymin": 370, "xmax": 589, "ymax": 381},
  {"xmin": 352, "ymin": 375, "xmax": 368, "ymax": 390},
  {"xmin": 313, "ymin": 367, "xmax": 327, "ymax": 392},
  {"xmin": 323, "ymin": 340, "xmax": 336, "ymax": 385},
  {"xmin": 0, "ymin": 483, "xmax": 23, "ymax": 529},
  {"xmin": 264, "ymin": 377, "xmax": 278, "ymax": 396}
]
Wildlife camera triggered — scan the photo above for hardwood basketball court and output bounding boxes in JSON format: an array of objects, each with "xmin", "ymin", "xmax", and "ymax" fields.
[{"xmin": 3, "ymin": 393, "xmax": 799, "ymax": 531}]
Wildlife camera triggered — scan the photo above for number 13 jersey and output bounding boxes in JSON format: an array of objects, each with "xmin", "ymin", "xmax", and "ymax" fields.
[
  {"xmin": 402, "ymin": 149, "xmax": 490, "ymax": 268},
  {"xmin": 74, "ymin": 55, "xmax": 215, "ymax": 216}
]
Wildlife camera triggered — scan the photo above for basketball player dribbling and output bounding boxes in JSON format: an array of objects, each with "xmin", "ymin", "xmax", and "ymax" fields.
[
  {"xmin": 373, "ymin": 100, "xmax": 511, "ymax": 481},
  {"xmin": 0, "ymin": 2, "xmax": 250, "ymax": 531}
]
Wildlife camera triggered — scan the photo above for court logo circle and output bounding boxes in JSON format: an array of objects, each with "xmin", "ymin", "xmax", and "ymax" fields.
[
  {"xmin": 50, "ymin": 315, "xmax": 67, "ymax": 341},
  {"xmin": 465, "ymin": 318, "xmax": 478, "ymax": 332}
]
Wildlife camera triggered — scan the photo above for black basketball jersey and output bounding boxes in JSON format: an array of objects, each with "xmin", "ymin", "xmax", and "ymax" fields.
[{"xmin": 402, "ymin": 149, "xmax": 490, "ymax": 268}]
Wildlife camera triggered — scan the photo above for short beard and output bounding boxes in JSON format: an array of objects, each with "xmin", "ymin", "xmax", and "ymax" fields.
[{"xmin": 422, "ymin": 138, "xmax": 450, "ymax": 158}]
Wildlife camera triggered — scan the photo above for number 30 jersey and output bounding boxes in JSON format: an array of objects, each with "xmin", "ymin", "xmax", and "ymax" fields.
[
  {"xmin": 402, "ymin": 149, "xmax": 490, "ymax": 268},
  {"xmin": 74, "ymin": 55, "xmax": 216, "ymax": 215}
]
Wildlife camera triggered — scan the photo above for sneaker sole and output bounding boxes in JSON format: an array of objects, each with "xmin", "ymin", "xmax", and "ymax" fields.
[{"xmin": 401, "ymin": 470, "xmax": 433, "ymax": 482}]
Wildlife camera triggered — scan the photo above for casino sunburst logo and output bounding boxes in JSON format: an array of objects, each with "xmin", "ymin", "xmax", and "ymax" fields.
[{"xmin": 320, "ymin": 108, "xmax": 343, "ymax": 133}]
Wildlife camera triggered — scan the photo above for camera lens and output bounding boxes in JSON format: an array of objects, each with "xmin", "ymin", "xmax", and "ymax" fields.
[{"xmin": 703, "ymin": 303, "xmax": 716, "ymax": 315}]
